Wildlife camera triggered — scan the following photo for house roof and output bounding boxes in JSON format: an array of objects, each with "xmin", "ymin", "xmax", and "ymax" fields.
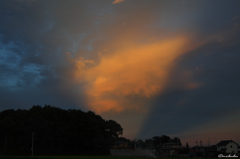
[{"xmin": 216, "ymin": 140, "xmax": 238, "ymax": 146}]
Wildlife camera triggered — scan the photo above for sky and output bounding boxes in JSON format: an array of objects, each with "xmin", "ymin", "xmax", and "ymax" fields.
[{"xmin": 1, "ymin": 0, "xmax": 240, "ymax": 147}]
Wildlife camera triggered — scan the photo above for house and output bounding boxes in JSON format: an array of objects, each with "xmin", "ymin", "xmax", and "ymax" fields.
[
  {"xmin": 113, "ymin": 141, "xmax": 128, "ymax": 149},
  {"xmin": 238, "ymin": 145, "xmax": 240, "ymax": 154},
  {"xmin": 216, "ymin": 140, "xmax": 238, "ymax": 153},
  {"xmin": 157, "ymin": 142, "xmax": 181, "ymax": 156},
  {"xmin": 190, "ymin": 145, "xmax": 217, "ymax": 157},
  {"xmin": 205, "ymin": 145, "xmax": 218, "ymax": 157}
]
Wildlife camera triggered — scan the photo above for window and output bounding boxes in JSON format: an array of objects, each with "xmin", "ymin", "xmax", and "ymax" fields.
[{"xmin": 230, "ymin": 145, "xmax": 232, "ymax": 148}]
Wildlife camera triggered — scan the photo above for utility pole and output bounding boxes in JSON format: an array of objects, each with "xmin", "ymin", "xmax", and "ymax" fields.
[
  {"xmin": 153, "ymin": 140, "xmax": 154, "ymax": 150},
  {"xmin": 32, "ymin": 132, "xmax": 34, "ymax": 156},
  {"xmin": 160, "ymin": 138, "xmax": 161, "ymax": 147}
]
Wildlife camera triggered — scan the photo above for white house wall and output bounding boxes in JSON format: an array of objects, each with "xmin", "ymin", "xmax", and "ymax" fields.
[
  {"xmin": 225, "ymin": 142, "xmax": 238, "ymax": 153},
  {"xmin": 217, "ymin": 141, "xmax": 238, "ymax": 153}
]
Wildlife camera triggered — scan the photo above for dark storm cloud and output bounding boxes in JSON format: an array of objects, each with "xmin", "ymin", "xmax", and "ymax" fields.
[
  {"xmin": 0, "ymin": 0, "xmax": 165, "ymax": 112},
  {"xmin": 1, "ymin": 0, "xmax": 135, "ymax": 111},
  {"xmin": 138, "ymin": 2, "xmax": 240, "ymax": 139},
  {"xmin": 0, "ymin": 0, "xmax": 94, "ymax": 111}
]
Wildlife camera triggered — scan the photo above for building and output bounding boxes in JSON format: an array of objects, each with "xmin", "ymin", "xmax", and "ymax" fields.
[
  {"xmin": 216, "ymin": 140, "xmax": 238, "ymax": 153},
  {"xmin": 157, "ymin": 142, "xmax": 181, "ymax": 156},
  {"xmin": 205, "ymin": 145, "xmax": 218, "ymax": 157},
  {"xmin": 113, "ymin": 141, "xmax": 128, "ymax": 149},
  {"xmin": 190, "ymin": 145, "xmax": 217, "ymax": 157},
  {"xmin": 189, "ymin": 145, "xmax": 217, "ymax": 157}
]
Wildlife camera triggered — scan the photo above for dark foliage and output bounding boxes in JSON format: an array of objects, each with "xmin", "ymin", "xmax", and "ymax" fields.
[
  {"xmin": 131, "ymin": 135, "xmax": 182, "ymax": 150},
  {"xmin": 0, "ymin": 105, "xmax": 123, "ymax": 156},
  {"xmin": 179, "ymin": 142, "xmax": 189, "ymax": 154},
  {"xmin": 179, "ymin": 148, "xmax": 189, "ymax": 154}
]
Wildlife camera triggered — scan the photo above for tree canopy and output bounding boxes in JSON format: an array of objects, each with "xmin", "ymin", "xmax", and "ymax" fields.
[
  {"xmin": 129, "ymin": 135, "xmax": 182, "ymax": 150},
  {"xmin": 0, "ymin": 105, "xmax": 123, "ymax": 156}
]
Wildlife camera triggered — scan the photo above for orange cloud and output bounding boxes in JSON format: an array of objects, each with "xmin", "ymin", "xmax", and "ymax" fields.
[
  {"xmin": 65, "ymin": 52, "xmax": 94, "ymax": 69},
  {"xmin": 112, "ymin": 0, "xmax": 125, "ymax": 4},
  {"xmin": 69, "ymin": 36, "xmax": 199, "ymax": 113}
]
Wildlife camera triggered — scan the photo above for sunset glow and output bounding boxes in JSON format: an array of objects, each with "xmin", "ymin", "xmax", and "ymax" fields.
[
  {"xmin": 1, "ymin": 0, "xmax": 240, "ymax": 144},
  {"xmin": 67, "ymin": 37, "xmax": 199, "ymax": 113}
]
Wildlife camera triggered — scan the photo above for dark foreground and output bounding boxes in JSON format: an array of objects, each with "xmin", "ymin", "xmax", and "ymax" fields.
[{"xmin": 0, "ymin": 156, "xmax": 221, "ymax": 159}]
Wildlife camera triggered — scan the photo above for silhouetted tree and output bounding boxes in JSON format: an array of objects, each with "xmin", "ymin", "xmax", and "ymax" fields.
[
  {"xmin": 161, "ymin": 135, "xmax": 171, "ymax": 143},
  {"xmin": 172, "ymin": 137, "xmax": 182, "ymax": 146},
  {"xmin": 133, "ymin": 135, "xmax": 183, "ymax": 151},
  {"xmin": 0, "ymin": 105, "xmax": 123, "ymax": 156}
]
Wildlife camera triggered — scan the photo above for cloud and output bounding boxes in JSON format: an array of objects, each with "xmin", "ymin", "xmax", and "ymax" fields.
[
  {"xmin": 229, "ymin": 16, "xmax": 239, "ymax": 22},
  {"xmin": 112, "ymin": 0, "xmax": 125, "ymax": 4},
  {"xmin": 1, "ymin": 0, "xmax": 240, "ymax": 140},
  {"xmin": 65, "ymin": 52, "xmax": 94, "ymax": 70},
  {"xmin": 137, "ymin": 24, "xmax": 240, "ymax": 140},
  {"xmin": 67, "ymin": 36, "xmax": 200, "ymax": 113}
]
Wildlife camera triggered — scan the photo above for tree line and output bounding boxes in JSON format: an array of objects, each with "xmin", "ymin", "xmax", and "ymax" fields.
[
  {"xmin": 0, "ymin": 105, "xmax": 123, "ymax": 156},
  {"xmin": 129, "ymin": 135, "xmax": 182, "ymax": 150}
]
